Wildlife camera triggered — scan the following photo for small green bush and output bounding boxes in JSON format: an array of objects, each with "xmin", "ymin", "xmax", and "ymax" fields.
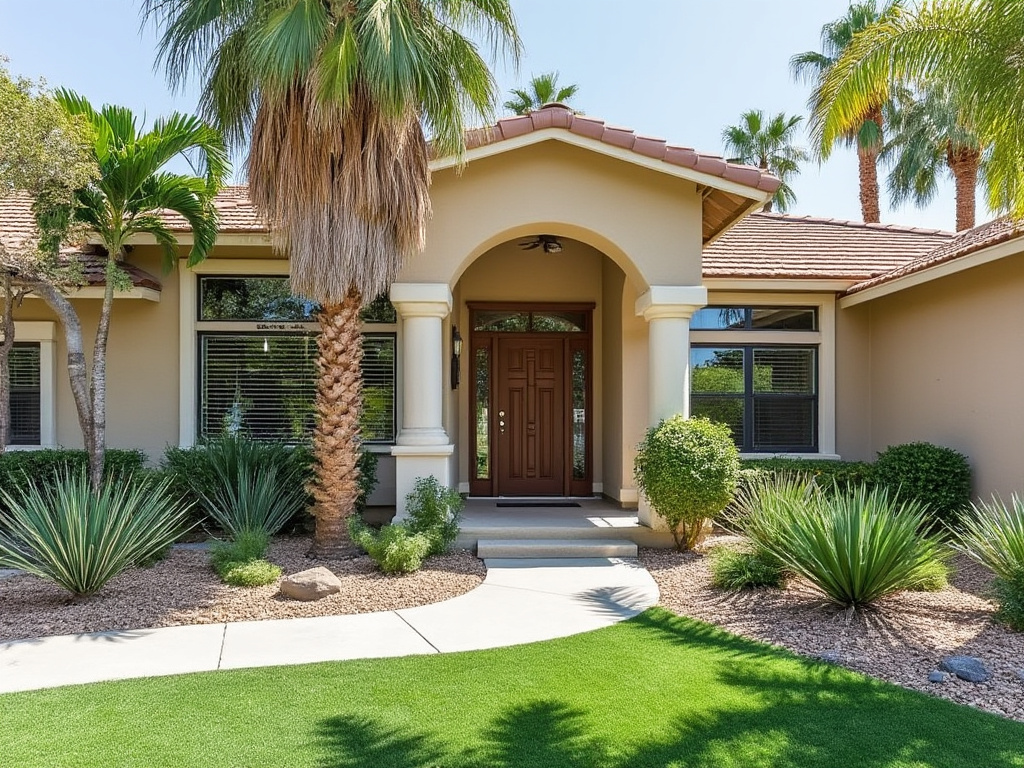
[
  {"xmin": 708, "ymin": 546, "xmax": 787, "ymax": 590},
  {"xmin": 739, "ymin": 458, "xmax": 875, "ymax": 495},
  {"xmin": 0, "ymin": 470, "xmax": 190, "ymax": 596},
  {"xmin": 349, "ymin": 519, "xmax": 431, "ymax": 575},
  {"xmin": 405, "ymin": 476, "xmax": 463, "ymax": 556},
  {"xmin": 210, "ymin": 529, "xmax": 271, "ymax": 578},
  {"xmin": 0, "ymin": 449, "xmax": 147, "ymax": 504},
  {"xmin": 634, "ymin": 415, "xmax": 739, "ymax": 551},
  {"xmin": 957, "ymin": 495, "xmax": 1024, "ymax": 630},
  {"xmin": 221, "ymin": 559, "xmax": 282, "ymax": 587},
  {"xmin": 736, "ymin": 480, "xmax": 949, "ymax": 609},
  {"xmin": 874, "ymin": 442, "xmax": 971, "ymax": 528}
]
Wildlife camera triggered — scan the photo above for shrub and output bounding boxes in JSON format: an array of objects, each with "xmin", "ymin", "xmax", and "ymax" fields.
[
  {"xmin": 957, "ymin": 495, "xmax": 1024, "ymax": 630},
  {"xmin": 349, "ymin": 519, "xmax": 431, "ymax": 575},
  {"xmin": 0, "ymin": 470, "xmax": 190, "ymax": 596},
  {"xmin": 220, "ymin": 559, "xmax": 282, "ymax": 587},
  {"xmin": 0, "ymin": 449, "xmax": 146, "ymax": 503},
  {"xmin": 404, "ymin": 476, "xmax": 463, "ymax": 556},
  {"xmin": 736, "ymin": 479, "xmax": 949, "ymax": 609},
  {"xmin": 185, "ymin": 436, "xmax": 309, "ymax": 538},
  {"xmin": 739, "ymin": 458, "xmax": 875, "ymax": 495},
  {"xmin": 874, "ymin": 442, "xmax": 971, "ymax": 528},
  {"xmin": 634, "ymin": 415, "xmax": 739, "ymax": 551},
  {"xmin": 708, "ymin": 546, "xmax": 787, "ymax": 590},
  {"xmin": 210, "ymin": 529, "xmax": 271, "ymax": 578},
  {"xmin": 908, "ymin": 558, "xmax": 950, "ymax": 592}
]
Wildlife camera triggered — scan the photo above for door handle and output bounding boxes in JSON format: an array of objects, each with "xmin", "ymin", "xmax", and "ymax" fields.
[{"xmin": 498, "ymin": 410, "xmax": 505, "ymax": 434}]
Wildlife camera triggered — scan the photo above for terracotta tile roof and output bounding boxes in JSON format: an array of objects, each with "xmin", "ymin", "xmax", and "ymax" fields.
[
  {"xmin": 160, "ymin": 185, "xmax": 267, "ymax": 232},
  {"xmin": 77, "ymin": 252, "xmax": 162, "ymax": 291},
  {"xmin": 703, "ymin": 212, "xmax": 955, "ymax": 281},
  {"xmin": 0, "ymin": 194, "xmax": 39, "ymax": 252},
  {"xmin": 846, "ymin": 217, "xmax": 1024, "ymax": 294}
]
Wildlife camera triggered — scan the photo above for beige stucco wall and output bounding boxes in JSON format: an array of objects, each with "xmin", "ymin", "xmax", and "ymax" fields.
[
  {"xmin": 863, "ymin": 254, "xmax": 1024, "ymax": 498},
  {"xmin": 400, "ymin": 140, "xmax": 704, "ymax": 289},
  {"xmin": 834, "ymin": 301, "xmax": 872, "ymax": 461}
]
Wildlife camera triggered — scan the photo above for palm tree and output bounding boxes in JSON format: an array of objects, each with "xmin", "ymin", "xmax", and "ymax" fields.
[
  {"xmin": 792, "ymin": 1, "xmax": 900, "ymax": 223},
  {"xmin": 504, "ymin": 72, "xmax": 579, "ymax": 115},
  {"xmin": 144, "ymin": 0, "xmax": 521, "ymax": 557},
  {"xmin": 36, "ymin": 93, "xmax": 227, "ymax": 488},
  {"xmin": 882, "ymin": 85, "xmax": 983, "ymax": 231},
  {"xmin": 812, "ymin": 0, "xmax": 1024, "ymax": 220},
  {"xmin": 722, "ymin": 110, "xmax": 808, "ymax": 212}
]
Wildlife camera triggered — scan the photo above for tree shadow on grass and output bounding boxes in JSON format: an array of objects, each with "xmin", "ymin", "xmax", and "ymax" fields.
[{"xmin": 316, "ymin": 610, "xmax": 1024, "ymax": 768}]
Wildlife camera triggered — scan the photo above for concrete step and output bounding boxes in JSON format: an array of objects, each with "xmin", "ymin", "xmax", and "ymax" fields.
[{"xmin": 476, "ymin": 538, "xmax": 638, "ymax": 559}]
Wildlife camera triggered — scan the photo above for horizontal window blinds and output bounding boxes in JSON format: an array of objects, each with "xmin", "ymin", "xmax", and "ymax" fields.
[{"xmin": 9, "ymin": 343, "xmax": 41, "ymax": 445}]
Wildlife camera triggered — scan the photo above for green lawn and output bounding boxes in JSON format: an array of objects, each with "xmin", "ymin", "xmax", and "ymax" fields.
[{"xmin": 1, "ymin": 608, "xmax": 1021, "ymax": 768}]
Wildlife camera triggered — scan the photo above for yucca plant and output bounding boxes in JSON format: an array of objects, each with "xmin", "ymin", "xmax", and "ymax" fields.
[
  {"xmin": 957, "ymin": 495, "xmax": 1024, "ymax": 630},
  {"xmin": 195, "ymin": 437, "xmax": 309, "ymax": 538},
  {"xmin": 0, "ymin": 470, "xmax": 190, "ymax": 596},
  {"xmin": 738, "ymin": 481, "xmax": 948, "ymax": 609}
]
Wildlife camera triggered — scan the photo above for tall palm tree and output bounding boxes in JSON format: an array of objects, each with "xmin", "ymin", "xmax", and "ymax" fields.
[
  {"xmin": 722, "ymin": 110, "xmax": 808, "ymax": 212},
  {"xmin": 812, "ymin": 0, "xmax": 1024, "ymax": 220},
  {"xmin": 144, "ymin": 0, "xmax": 521, "ymax": 557},
  {"xmin": 504, "ymin": 72, "xmax": 579, "ymax": 115},
  {"xmin": 882, "ymin": 85, "xmax": 984, "ymax": 231},
  {"xmin": 38, "ymin": 92, "xmax": 227, "ymax": 488},
  {"xmin": 792, "ymin": 1, "xmax": 901, "ymax": 223}
]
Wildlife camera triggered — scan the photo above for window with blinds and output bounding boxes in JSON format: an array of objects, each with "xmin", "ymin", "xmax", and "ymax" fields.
[
  {"xmin": 9, "ymin": 343, "xmax": 41, "ymax": 445},
  {"xmin": 196, "ymin": 276, "xmax": 397, "ymax": 444},
  {"xmin": 691, "ymin": 345, "xmax": 817, "ymax": 452}
]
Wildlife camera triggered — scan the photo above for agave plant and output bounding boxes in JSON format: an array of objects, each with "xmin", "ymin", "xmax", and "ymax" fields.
[
  {"xmin": 957, "ymin": 495, "xmax": 1024, "ymax": 629},
  {"xmin": 196, "ymin": 436, "xmax": 309, "ymax": 538},
  {"xmin": 736, "ymin": 479, "xmax": 948, "ymax": 608},
  {"xmin": 0, "ymin": 470, "xmax": 190, "ymax": 596}
]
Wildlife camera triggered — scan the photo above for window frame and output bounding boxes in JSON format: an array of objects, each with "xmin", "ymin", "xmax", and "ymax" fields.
[
  {"xmin": 691, "ymin": 293, "xmax": 836, "ymax": 459},
  {"xmin": 2, "ymin": 321, "xmax": 56, "ymax": 451},
  {"xmin": 180, "ymin": 261, "xmax": 399, "ymax": 450}
]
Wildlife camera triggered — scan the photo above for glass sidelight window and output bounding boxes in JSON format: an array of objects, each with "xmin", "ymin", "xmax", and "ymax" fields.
[{"xmin": 474, "ymin": 347, "xmax": 490, "ymax": 480}]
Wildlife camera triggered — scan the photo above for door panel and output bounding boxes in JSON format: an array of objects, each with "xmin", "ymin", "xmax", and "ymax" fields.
[{"xmin": 496, "ymin": 337, "xmax": 564, "ymax": 495}]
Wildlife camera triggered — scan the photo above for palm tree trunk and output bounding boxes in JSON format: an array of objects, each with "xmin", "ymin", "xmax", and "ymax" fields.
[
  {"xmin": 948, "ymin": 144, "xmax": 980, "ymax": 231},
  {"xmin": 310, "ymin": 287, "xmax": 364, "ymax": 559},
  {"xmin": 87, "ymin": 260, "xmax": 118, "ymax": 489},
  {"xmin": 858, "ymin": 108, "xmax": 883, "ymax": 223}
]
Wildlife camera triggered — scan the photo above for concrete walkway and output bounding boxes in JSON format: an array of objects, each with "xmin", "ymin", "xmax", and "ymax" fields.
[{"xmin": 0, "ymin": 557, "xmax": 658, "ymax": 694}]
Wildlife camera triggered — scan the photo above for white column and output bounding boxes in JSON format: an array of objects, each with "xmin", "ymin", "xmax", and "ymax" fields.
[
  {"xmin": 389, "ymin": 283, "xmax": 455, "ymax": 519},
  {"xmin": 634, "ymin": 285, "xmax": 707, "ymax": 529}
]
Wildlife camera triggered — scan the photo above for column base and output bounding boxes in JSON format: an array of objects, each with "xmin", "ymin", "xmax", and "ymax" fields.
[
  {"xmin": 637, "ymin": 495, "xmax": 671, "ymax": 531},
  {"xmin": 391, "ymin": 444, "xmax": 456, "ymax": 521},
  {"xmin": 396, "ymin": 428, "xmax": 452, "ymax": 447}
]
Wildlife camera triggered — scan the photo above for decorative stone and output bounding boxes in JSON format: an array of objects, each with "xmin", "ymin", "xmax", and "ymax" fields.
[
  {"xmin": 928, "ymin": 670, "xmax": 949, "ymax": 684},
  {"xmin": 1016, "ymin": 669, "xmax": 1024, "ymax": 682},
  {"xmin": 279, "ymin": 567, "xmax": 343, "ymax": 601},
  {"xmin": 939, "ymin": 656, "xmax": 992, "ymax": 683},
  {"xmin": 816, "ymin": 650, "xmax": 841, "ymax": 664}
]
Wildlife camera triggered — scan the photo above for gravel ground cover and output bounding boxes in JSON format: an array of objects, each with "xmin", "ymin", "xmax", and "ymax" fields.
[
  {"xmin": 0, "ymin": 535, "xmax": 485, "ymax": 642},
  {"xmin": 641, "ymin": 534, "xmax": 1024, "ymax": 722}
]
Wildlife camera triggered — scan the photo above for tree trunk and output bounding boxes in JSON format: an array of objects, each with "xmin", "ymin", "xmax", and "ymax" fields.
[
  {"xmin": 760, "ymin": 158, "xmax": 773, "ymax": 212},
  {"xmin": 0, "ymin": 275, "xmax": 16, "ymax": 451},
  {"xmin": 857, "ymin": 107, "xmax": 883, "ymax": 223},
  {"xmin": 948, "ymin": 144, "xmax": 980, "ymax": 232},
  {"xmin": 309, "ymin": 287, "xmax": 364, "ymax": 559},
  {"xmin": 87, "ymin": 260, "xmax": 118, "ymax": 489}
]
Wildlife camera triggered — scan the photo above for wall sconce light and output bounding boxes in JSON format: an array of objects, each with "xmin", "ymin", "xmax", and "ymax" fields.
[{"xmin": 451, "ymin": 326, "xmax": 463, "ymax": 389}]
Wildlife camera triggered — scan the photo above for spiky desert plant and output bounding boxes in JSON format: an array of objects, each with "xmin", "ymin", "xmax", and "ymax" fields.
[
  {"xmin": 0, "ymin": 470, "xmax": 190, "ymax": 596},
  {"xmin": 957, "ymin": 495, "xmax": 1024, "ymax": 629}
]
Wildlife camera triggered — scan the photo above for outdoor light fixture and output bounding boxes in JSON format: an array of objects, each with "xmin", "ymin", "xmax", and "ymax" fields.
[{"xmin": 451, "ymin": 326, "xmax": 463, "ymax": 389}]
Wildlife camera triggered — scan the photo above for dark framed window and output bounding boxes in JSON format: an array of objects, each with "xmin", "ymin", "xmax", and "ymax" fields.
[
  {"xmin": 8, "ymin": 343, "xmax": 41, "ymax": 445},
  {"xmin": 691, "ymin": 345, "xmax": 817, "ymax": 452},
  {"xmin": 691, "ymin": 306, "xmax": 817, "ymax": 331}
]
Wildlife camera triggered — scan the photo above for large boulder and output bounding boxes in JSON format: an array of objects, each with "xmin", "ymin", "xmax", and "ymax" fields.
[
  {"xmin": 279, "ymin": 567, "xmax": 343, "ymax": 601},
  {"xmin": 939, "ymin": 656, "xmax": 991, "ymax": 683}
]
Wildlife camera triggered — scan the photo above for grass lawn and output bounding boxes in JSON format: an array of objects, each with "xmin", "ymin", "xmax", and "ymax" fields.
[{"xmin": 1, "ymin": 608, "xmax": 1021, "ymax": 768}]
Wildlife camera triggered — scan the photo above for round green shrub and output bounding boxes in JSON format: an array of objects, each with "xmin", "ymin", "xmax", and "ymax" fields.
[
  {"xmin": 634, "ymin": 415, "xmax": 739, "ymax": 551},
  {"xmin": 708, "ymin": 546, "xmax": 786, "ymax": 590},
  {"xmin": 874, "ymin": 442, "xmax": 971, "ymax": 527},
  {"xmin": 221, "ymin": 559, "xmax": 282, "ymax": 587}
]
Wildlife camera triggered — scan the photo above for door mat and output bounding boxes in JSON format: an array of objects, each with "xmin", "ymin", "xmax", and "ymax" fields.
[{"xmin": 495, "ymin": 502, "xmax": 582, "ymax": 508}]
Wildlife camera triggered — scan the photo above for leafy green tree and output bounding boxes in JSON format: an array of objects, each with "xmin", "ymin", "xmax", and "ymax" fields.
[
  {"xmin": 0, "ymin": 59, "xmax": 96, "ymax": 450},
  {"xmin": 41, "ymin": 92, "xmax": 227, "ymax": 488},
  {"xmin": 882, "ymin": 85, "xmax": 984, "ymax": 231},
  {"xmin": 812, "ymin": 0, "xmax": 1024, "ymax": 221},
  {"xmin": 792, "ymin": 1, "xmax": 901, "ymax": 223},
  {"xmin": 144, "ymin": 0, "xmax": 521, "ymax": 557},
  {"xmin": 722, "ymin": 110, "xmax": 808, "ymax": 212},
  {"xmin": 504, "ymin": 71, "xmax": 579, "ymax": 115}
]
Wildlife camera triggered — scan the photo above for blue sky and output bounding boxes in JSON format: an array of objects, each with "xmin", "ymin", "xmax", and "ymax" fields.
[{"xmin": 0, "ymin": 0, "xmax": 971, "ymax": 232}]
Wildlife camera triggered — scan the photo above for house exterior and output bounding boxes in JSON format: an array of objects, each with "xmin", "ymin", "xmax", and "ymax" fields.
[{"xmin": 4, "ymin": 104, "xmax": 1024, "ymax": 518}]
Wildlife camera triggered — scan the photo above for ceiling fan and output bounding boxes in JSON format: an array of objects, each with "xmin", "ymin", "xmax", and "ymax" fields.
[{"xmin": 518, "ymin": 234, "xmax": 563, "ymax": 254}]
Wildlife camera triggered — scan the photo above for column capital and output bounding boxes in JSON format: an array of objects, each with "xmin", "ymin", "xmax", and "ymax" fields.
[
  {"xmin": 635, "ymin": 285, "xmax": 707, "ymax": 321},
  {"xmin": 389, "ymin": 282, "xmax": 453, "ymax": 318}
]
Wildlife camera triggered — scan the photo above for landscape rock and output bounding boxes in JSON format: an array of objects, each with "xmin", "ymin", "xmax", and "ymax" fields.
[
  {"xmin": 816, "ymin": 650, "xmax": 841, "ymax": 664},
  {"xmin": 279, "ymin": 567, "xmax": 344, "ymax": 601},
  {"xmin": 1016, "ymin": 670, "xmax": 1024, "ymax": 682},
  {"xmin": 939, "ymin": 656, "xmax": 992, "ymax": 683},
  {"xmin": 928, "ymin": 670, "xmax": 949, "ymax": 684}
]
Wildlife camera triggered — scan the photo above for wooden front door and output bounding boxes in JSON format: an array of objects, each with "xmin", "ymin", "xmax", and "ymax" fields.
[{"xmin": 495, "ymin": 337, "xmax": 565, "ymax": 495}]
